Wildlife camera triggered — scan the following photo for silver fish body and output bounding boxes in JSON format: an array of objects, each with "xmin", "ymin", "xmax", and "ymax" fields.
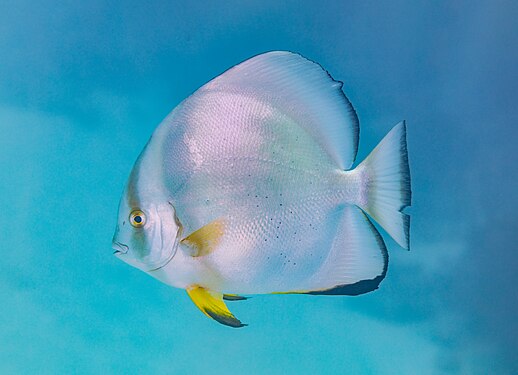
[{"xmin": 113, "ymin": 51, "xmax": 411, "ymax": 327}]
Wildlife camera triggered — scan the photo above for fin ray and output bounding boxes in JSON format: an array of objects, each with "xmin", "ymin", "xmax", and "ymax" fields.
[{"xmin": 351, "ymin": 121, "xmax": 411, "ymax": 249}]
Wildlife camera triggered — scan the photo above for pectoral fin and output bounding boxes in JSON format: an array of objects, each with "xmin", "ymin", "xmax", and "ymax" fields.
[
  {"xmin": 181, "ymin": 219, "xmax": 226, "ymax": 257},
  {"xmin": 186, "ymin": 286, "xmax": 246, "ymax": 328}
]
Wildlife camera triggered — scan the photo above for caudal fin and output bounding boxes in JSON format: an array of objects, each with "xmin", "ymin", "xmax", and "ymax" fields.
[{"xmin": 352, "ymin": 121, "xmax": 411, "ymax": 249}]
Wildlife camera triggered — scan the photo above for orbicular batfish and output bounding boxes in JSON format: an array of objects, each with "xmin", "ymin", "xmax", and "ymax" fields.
[{"xmin": 112, "ymin": 51, "xmax": 412, "ymax": 327}]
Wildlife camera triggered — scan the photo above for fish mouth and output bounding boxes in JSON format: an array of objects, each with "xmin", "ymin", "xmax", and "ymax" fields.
[{"xmin": 112, "ymin": 241, "xmax": 129, "ymax": 255}]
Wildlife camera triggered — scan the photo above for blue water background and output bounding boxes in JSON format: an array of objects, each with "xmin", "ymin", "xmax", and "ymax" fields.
[{"xmin": 1, "ymin": 1, "xmax": 517, "ymax": 374}]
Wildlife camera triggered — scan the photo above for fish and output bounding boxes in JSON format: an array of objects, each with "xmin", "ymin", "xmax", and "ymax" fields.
[{"xmin": 112, "ymin": 51, "xmax": 412, "ymax": 328}]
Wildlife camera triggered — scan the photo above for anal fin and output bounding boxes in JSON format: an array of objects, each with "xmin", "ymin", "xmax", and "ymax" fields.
[
  {"xmin": 300, "ymin": 205, "xmax": 388, "ymax": 296},
  {"xmin": 186, "ymin": 286, "xmax": 246, "ymax": 328}
]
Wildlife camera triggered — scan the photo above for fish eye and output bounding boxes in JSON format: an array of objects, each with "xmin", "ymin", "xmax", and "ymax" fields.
[{"xmin": 129, "ymin": 210, "xmax": 146, "ymax": 228}]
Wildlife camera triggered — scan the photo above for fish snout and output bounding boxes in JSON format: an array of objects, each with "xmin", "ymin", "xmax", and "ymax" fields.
[{"xmin": 112, "ymin": 241, "xmax": 129, "ymax": 255}]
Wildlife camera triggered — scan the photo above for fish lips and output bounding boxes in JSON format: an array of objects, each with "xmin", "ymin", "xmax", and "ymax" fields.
[
  {"xmin": 112, "ymin": 241, "xmax": 129, "ymax": 255},
  {"xmin": 111, "ymin": 222, "xmax": 182, "ymax": 273}
]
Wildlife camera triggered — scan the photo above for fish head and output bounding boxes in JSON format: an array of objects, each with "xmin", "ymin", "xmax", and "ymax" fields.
[{"xmin": 112, "ymin": 194, "xmax": 182, "ymax": 272}]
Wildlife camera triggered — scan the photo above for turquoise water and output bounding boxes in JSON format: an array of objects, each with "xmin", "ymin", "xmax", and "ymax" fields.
[{"xmin": 1, "ymin": 1, "xmax": 517, "ymax": 374}]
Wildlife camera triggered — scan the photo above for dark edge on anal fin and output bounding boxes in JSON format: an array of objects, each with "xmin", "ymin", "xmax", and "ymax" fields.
[{"xmin": 308, "ymin": 213, "xmax": 388, "ymax": 296}]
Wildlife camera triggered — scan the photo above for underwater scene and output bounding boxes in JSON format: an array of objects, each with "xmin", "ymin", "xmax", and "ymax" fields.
[{"xmin": 1, "ymin": 1, "xmax": 517, "ymax": 374}]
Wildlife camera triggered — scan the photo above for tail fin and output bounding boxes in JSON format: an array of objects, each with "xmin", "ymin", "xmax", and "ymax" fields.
[{"xmin": 352, "ymin": 121, "xmax": 411, "ymax": 249}]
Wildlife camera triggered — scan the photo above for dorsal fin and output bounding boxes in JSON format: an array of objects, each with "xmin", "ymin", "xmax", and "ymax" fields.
[{"xmin": 200, "ymin": 51, "xmax": 360, "ymax": 170}]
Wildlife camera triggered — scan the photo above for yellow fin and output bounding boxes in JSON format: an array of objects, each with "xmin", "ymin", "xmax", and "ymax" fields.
[
  {"xmin": 181, "ymin": 219, "xmax": 226, "ymax": 257},
  {"xmin": 186, "ymin": 286, "xmax": 246, "ymax": 328}
]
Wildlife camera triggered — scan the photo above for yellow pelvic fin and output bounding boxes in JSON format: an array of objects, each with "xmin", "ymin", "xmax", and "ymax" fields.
[
  {"xmin": 186, "ymin": 286, "xmax": 246, "ymax": 328},
  {"xmin": 181, "ymin": 219, "xmax": 226, "ymax": 257}
]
